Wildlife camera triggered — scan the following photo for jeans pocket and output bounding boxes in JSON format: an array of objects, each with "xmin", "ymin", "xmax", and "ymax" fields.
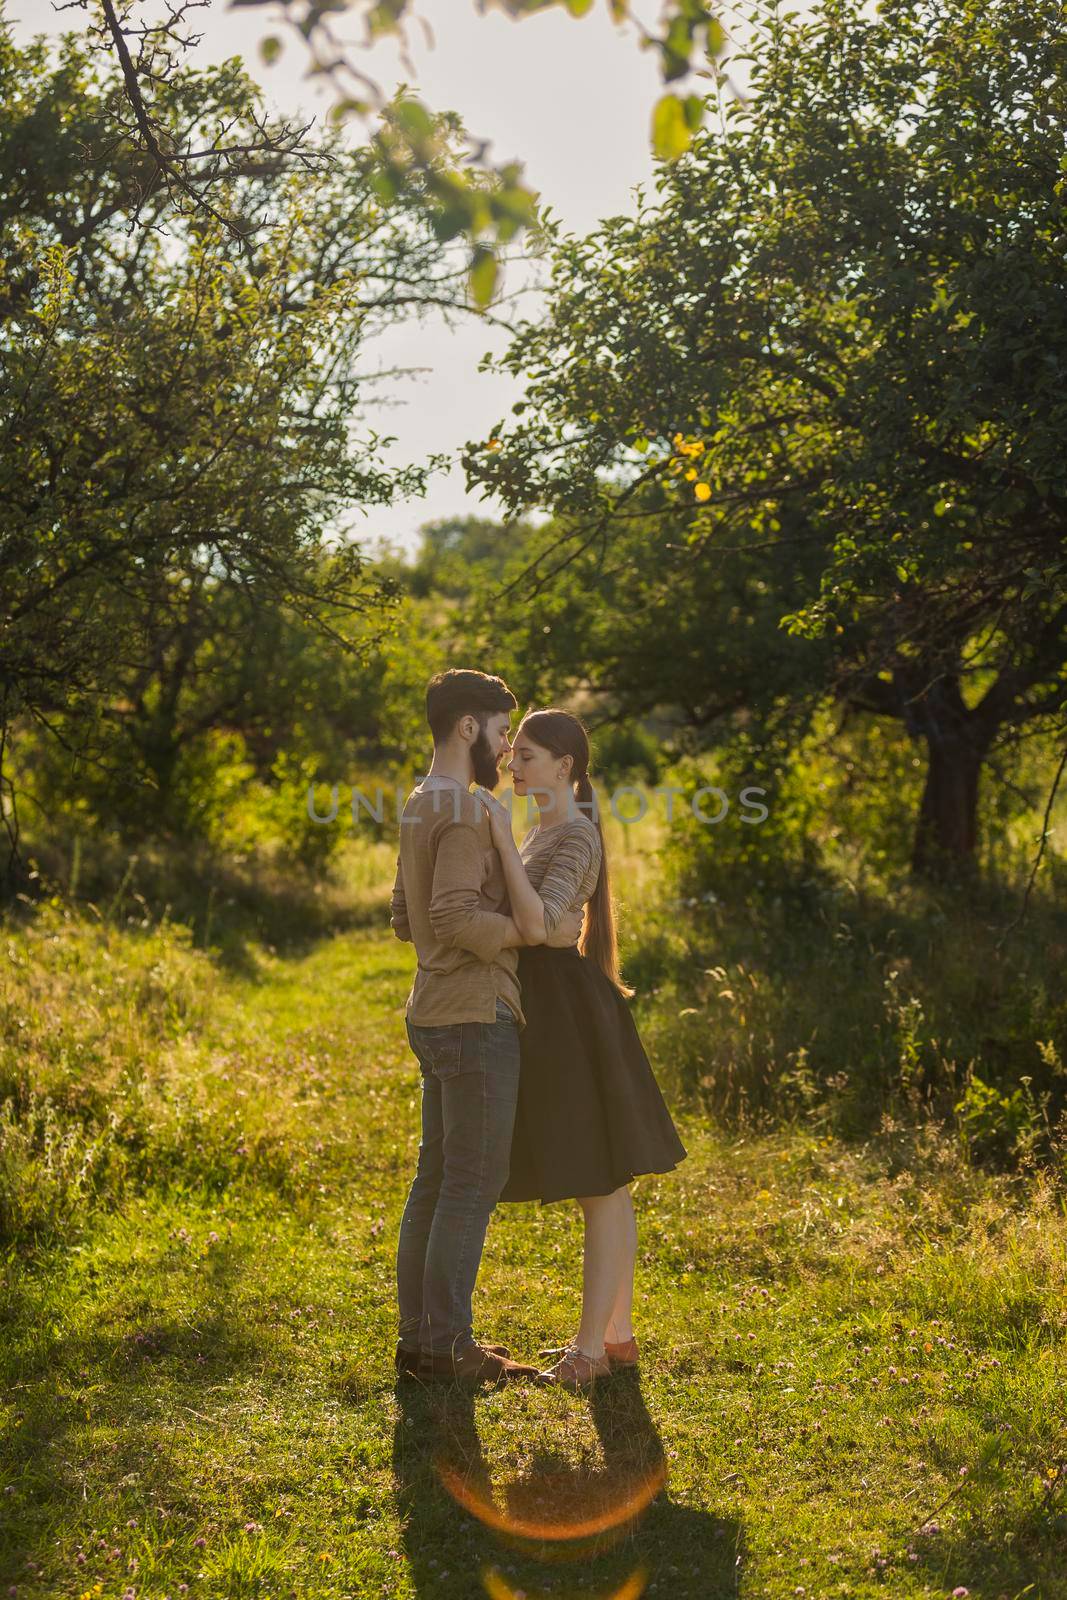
[{"xmin": 415, "ymin": 1024, "xmax": 465, "ymax": 1079}]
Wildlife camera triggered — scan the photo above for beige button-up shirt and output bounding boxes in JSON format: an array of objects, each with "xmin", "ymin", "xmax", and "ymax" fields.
[{"xmin": 389, "ymin": 779, "xmax": 525, "ymax": 1029}]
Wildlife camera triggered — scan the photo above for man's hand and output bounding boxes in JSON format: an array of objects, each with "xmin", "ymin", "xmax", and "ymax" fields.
[{"xmin": 545, "ymin": 908, "xmax": 584, "ymax": 948}]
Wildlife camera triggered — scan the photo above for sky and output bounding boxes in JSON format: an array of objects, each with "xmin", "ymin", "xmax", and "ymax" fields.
[{"xmin": 10, "ymin": 0, "xmax": 752, "ymax": 555}]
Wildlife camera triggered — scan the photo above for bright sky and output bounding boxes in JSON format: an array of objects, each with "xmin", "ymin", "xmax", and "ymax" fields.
[{"xmin": 11, "ymin": 1, "xmax": 753, "ymax": 554}]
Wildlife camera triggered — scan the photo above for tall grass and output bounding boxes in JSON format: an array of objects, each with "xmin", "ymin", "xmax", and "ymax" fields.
[
  {"xmin": 4, "ymin": 746, "xmax": 1064, "ymax": 1263},
  {"xmin": 0, "ymin": 856, "xmax": 393, "ymax": 1254}
]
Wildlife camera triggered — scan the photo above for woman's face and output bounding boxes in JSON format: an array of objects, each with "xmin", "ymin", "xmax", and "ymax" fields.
[{"xmin": 507, "ymin": 728, "xmax": 567, "ymax": 802}]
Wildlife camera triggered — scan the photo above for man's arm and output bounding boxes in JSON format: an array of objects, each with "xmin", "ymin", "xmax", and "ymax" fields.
[
  {"xmin": 429, "ymin": 821, "xmax": 516, "ymax": 963},
  {"xmin": 390, "ymin": 858, "xmax": 413, "ymax": 943}
]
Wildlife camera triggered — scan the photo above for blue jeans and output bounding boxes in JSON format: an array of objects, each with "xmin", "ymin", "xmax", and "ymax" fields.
[{"xmin": 396, "ymin": 998, "xmax": 521, "ymax": 1356}]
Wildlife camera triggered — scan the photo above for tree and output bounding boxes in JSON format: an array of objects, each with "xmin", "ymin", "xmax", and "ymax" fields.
[
  {"xmin": 67, "ymin": 0, "xmax": 728, "ymax": 304},
  {"xmin": 0, "ymin": 29, "xmax": 464, "ymax": 887},
  {"xmin": 464, "ymin": 0, "xmax": 1067, "ymax": 878},
  {"xmin": 401, "ymin": 514, "xmax": 541, "ymax": 599}
]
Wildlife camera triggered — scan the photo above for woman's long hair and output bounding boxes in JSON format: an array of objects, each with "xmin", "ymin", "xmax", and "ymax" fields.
[{"xmin": 517, "ymin": 709, "xmax": 634, "ymax": 999}]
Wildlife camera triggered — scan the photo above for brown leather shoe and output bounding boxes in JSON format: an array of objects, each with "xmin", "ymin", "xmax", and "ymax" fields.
[
  {"xmin": 418, "ymin": 1342, "xmax": 540, "ymax": 1387},
  {"xmin": 396, "ymin": 1339, "xmax": 510, "ymax": 1380}
]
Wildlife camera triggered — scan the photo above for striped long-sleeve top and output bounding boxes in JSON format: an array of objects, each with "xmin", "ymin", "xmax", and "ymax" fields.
[{"xmin": 518, "ymin": 814, "xmax": 603, "ymax": 935}]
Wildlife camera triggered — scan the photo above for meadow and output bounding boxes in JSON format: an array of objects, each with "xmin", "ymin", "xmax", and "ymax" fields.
[
  {"xmin": 4, "ymin": 3, "xmax": 1067, "ymax": 1595},
  {"xmin": 1, "ymin": 824, "xmax": 1064, "ymax": 1600}
]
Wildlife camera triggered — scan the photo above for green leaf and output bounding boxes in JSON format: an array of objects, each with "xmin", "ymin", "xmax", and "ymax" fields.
[
  {"xmin": 393, "ymin": 98, "xmax": 435, "ymax": 142},
  {"xmin": 682, "ymin": 94, "xmax": 705, "ymax": 132},
  {"xmin": 563, "ymin": 0, "xmax": 596, "ymax": 14},
  {"xmin": 469, "ymin": 246, "xmax": 499, "ymax": 309},
  {"xmin": 258, "ymin": 35, "xmax": 283, "ymax": 66},
  {"xmin": 652, "ymin": 93, "xmax": 693, "ymax": 161},
  {"xmin": 369, "ymin": 169, "xmax": 397, "ymax": 206},
  {"xmin": 328, "ymin": 97, "xmax": 370, "ymax": 126},
  {"xmin": 429, "ymin": 206, "xmax": 466, "ymax": 241}
]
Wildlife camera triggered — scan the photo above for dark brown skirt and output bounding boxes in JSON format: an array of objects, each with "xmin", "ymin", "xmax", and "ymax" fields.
[{"xmin": 499, "ymin": 944, "xmax": 687, "ymax": 1204}]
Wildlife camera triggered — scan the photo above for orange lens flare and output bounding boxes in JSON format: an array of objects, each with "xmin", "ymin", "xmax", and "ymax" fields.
[
  {"xmin": 482, "ymin": 1562, "xmax": 650, "ymax": 1600},
  {"xmin": 436, "ymin": 1458, "xmax": 668, "ymax": 1542}
]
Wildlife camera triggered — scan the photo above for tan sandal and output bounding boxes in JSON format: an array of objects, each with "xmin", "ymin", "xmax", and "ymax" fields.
[
  {"xmin": 539, "ymin": 1335, "xmax": 640, "ymax": 1371},
  {"xmin": 537, "ymin": 1346, "xmax": 612, "ymax": 1392},
  {"xmin": 605, "ymin": 1335, "xmax": 639, "ymax": 1369}
]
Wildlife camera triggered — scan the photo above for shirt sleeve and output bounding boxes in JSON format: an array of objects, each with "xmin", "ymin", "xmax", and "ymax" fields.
[
  {"xmin": 390, "ymin": 857, "xmax": 413, "ymax": 942},
  {"xmin": 428, "ymin": 821, "xmax": 511, "ymax": 964},
  {"xmin": 536, "ymin": 827, "xmax": 602, "ymax": 936}
]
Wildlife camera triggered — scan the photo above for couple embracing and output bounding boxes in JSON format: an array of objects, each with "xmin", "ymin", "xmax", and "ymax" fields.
[{"xmin": 389, "ymin": 669, "xmax": 686, "ymax": 1393}]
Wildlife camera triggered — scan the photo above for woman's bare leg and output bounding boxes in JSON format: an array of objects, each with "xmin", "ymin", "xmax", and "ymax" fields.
[
  {"xmin": 574, "ymin": 1186, "xmax": 637, "ymax": 1357},
  {"xmin": 604, "ymin": 1186, "xmax": 637, "ymax": 1343}
]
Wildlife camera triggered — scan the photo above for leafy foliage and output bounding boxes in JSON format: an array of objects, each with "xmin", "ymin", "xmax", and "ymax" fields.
[
  {"xmin": 464, "ymin": 0, "xmax": 1067, "ymax": 875},
  {"xmin": 77, "ymin": 0, "xmax": 726, "ymax": 306},
  {"xmin": 0, "ymin": 30, "xmax": 465, "ymax": 879}
]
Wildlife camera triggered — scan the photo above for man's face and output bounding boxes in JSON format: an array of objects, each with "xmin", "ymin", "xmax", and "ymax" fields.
[{"xmin": 470, "ymin": 710, "xmax": 513, "ymax": 790}]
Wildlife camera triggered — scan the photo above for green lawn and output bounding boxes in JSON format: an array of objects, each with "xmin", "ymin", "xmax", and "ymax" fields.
[{"xmin": 1, "ymin": 916, "xmax": 1065, "ymax": 1600}]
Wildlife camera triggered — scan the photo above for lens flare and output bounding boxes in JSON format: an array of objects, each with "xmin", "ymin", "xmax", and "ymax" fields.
[
  {"xmin": 483, "ymin": 1563, "xmax": 649, "ymax": 1600},
  {"xmin": 436, "ymin": 1457, "xmax": 668, "ymax": 1542}
]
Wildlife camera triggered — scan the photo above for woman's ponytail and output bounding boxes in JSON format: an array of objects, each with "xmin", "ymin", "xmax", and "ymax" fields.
[{"xmin": 575, "ymin": 769, "xmax": 634, "ymax": 999}]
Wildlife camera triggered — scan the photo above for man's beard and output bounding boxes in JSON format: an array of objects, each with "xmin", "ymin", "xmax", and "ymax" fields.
[{"xmin": 470, "ymin": 727, "xmax": 500, "ymax": 790}]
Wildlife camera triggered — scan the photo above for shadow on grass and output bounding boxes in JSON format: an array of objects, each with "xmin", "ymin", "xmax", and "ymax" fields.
[
  {"xmin": 906, "ymin": 1517, "xmax": 1067, "ymax": 1600},
  {"xmin": 391, "ymin": 1370, "xmax": 743, "ymax": 1600},
  {"xmin": 900, "ymin": 1439, "xmax": 1067, "ymax": 1600},
  {"xmin": 0, "ymin": 1239, "xmax": 267, "ymax": 1590}
]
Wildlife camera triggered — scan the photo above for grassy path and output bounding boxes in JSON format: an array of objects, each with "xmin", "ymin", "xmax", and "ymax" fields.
[{"xmin": 1, "ymin": 924, "xmax": 1065, "ymax": 1600}]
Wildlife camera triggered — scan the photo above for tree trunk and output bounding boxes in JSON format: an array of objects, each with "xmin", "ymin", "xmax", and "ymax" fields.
[
  {"xmin": 911, "ymin": 732, "xmax": 983, "ymax": 878},
  {"xmin": 907, "ymin": 674, "xmax": 990, "ymax": 880}
]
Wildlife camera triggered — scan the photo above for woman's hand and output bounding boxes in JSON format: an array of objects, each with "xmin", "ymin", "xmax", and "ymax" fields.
[
  {"xmin": 545, "ymin": 908, "xmax": 585, "ymax": 947},
  {"xmin": 473, "ymin": 786, "xmax": 516, "ymax": 851}
]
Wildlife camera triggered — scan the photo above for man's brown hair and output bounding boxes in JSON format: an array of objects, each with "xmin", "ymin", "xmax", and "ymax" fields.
[{"xmin": 425, "ymin": 669, "xmax": 517, "ymax": 744}]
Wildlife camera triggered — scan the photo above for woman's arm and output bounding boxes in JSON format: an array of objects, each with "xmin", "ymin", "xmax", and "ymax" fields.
[
  {"xmin": 475, "ymin": 790, "xmax": 590, "ymax": 947},
  {"xmin": 473, "ymin": 787, "xmax": 553, "ymax": 943},
  {"xmin": 534, "ymin": 827, "xmax": 601, "ymax": 937},
  {"xmin": 494, "ymin": 831, "xmax": 549, "ymax": 944}
]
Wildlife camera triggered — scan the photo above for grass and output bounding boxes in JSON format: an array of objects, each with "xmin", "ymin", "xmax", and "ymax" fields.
[{"xmin": 1, "ymin": 903, "xmax": 1065, "ymax": 1600}]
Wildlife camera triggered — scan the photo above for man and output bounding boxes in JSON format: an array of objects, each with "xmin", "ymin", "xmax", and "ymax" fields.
[{"xmin": 389, "ymin": 668, "xmax": 583, "ymax": 1387}]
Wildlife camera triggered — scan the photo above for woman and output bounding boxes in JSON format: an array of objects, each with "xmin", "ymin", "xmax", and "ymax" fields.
[{"xmin": 474, "ymin": 708, "xmax": 687, "ymax": 1393}]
